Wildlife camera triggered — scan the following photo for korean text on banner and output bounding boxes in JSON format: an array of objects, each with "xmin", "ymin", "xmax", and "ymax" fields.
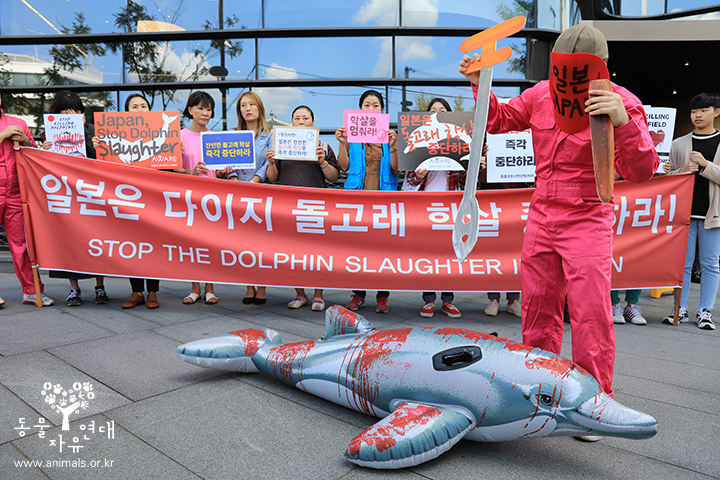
[{"xmin": 16, "ymin": 147, "xmax": 691, "ymax": 292}]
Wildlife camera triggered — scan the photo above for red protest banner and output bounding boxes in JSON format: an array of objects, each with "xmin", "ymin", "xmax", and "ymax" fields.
[
  {"xmin": 93, "ymin": 111, "xmax": 182, "ymax": 169},
  {"xmin": 16, "ymin": 147, "xmax": 691, "ymax": 291}
]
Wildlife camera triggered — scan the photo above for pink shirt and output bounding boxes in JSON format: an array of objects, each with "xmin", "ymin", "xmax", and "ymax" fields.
[
  {"xmin": 180, "ymin": 128, "xmax": 216, "ymax": 179},
  {"xmin": 0, "ymin": 109, "xmax": 37, "ymax": 198}
]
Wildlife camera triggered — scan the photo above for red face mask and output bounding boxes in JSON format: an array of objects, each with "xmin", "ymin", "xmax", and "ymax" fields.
[{"xmin": 549, "ymin": 52, "xmax": 609, "ymax": 134}]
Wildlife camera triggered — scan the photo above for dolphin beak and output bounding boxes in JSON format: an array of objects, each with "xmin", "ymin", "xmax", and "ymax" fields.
[{"xmin": 567, "ymin": 393, "xmax": 658, "ymax": 439}]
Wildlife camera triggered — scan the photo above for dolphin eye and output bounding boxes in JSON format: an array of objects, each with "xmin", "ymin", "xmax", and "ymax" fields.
[{"xmin": 539, "ymin": 394, "xmax": 554, "ymax": 407}]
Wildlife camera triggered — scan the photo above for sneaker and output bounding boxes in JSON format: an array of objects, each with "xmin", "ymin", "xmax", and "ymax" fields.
[
  {"xmin": 623, "ymin": 304, "xmax": 646, "ymax": 325},
  {"xmin": 94, "ymin": 287, "xmax": 109, "ymax": 304},
  {"xmin": 22, "ymin": 292, "xmax": 55, "ymax": 306},
  {"xmin": 662, "ymin": 307, "xmax": 688, "ymax": 325},
  {"xmin": 612, "ymin": 304, "xmax": 625, "ymax": 324},
  {"xmin": 484, "ymin": 299, "xmax": 500, "ymax": 316},
  {"xmin": 506, "ymin": 301, "xmax": 521, "ymax": 318},
  {"xmin": 420, "ymin": 302, "xmax": 435, "ymax": 318},
  {"xmin": 376, "ymin": 297, "xmax": 389, "ymax": 314},
  {"xmin": 346, "ymin": 294, "xmax": 365, "ymax": 311},
  {"xmin": 696, "ymin": 309, "xmax": 716, "ymax": 330},
  {"xmin": 442, "ymin": 302, "xmax": 461, "ymax": 318},
  {"xmin": 66, "ymin": 289, "xmax": 81, "ymax": 307},
  {"xmin": 575, "ymin": 435, "xmax": 603, "ymax": 442}
]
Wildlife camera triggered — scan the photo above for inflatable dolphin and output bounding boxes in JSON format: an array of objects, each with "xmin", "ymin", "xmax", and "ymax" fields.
[{"xmin": 177, "ymin": 306, "xmax": 657, "ymax": 469}]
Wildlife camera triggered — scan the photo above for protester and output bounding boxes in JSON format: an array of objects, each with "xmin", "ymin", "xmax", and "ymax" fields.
[
  {"xmin": 178, "ymin": 91, "xmax": 219, "ymax": 305},
  {"xmin": 266, "ymin": 105, "xmax": 339, "ymax": 311},
  {"xmin": 0, "ymin": 91, "xmax": 54, "ymax": 306},
  {"xmin": 227, "ymin": 91, "xmax": 273, "ymax": 304},
  {"xmin": 402, "ymin": 97, "xmax": 463, "ymax": 319},
  {"xmin": 663, "ymin": 92, "xmax": 720, "ymax": 330},
  {"xmin": 118, "ymin": 94, "xmax": 161, "ymax": 309},
  {"xmin": 41, "ymin": 90, "xmax": 105, "ymax": 307},
  {"xmin": 459, "ymin": 24, "xmax": 659, "ymax": 421},
  {"xmin": 335, "ymin": 89, "xmax": 399, "ymax": 313},
  {"xmin": 478, "ymin": 134, "xmax": 527, "ymax": 319},
  {"xmin": 611, "ymin": 289, "xmax": 645, "ymax": 325}
]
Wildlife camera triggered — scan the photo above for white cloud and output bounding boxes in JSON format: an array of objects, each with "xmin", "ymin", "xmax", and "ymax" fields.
[
  {"xmin": 255, "ymin": 63, "xmax": 304, "ymax": 117},
  {"xmin": 353, "ymin": 0, "xmax": 397, "ymax": 25},
  {"xmin": 397, "ymin": 38, "xmax": 435, "ymax": 61},
  {"xmin": 355, "ymin": 0, "xmax": 439, "ymax": 75},
  {"xmin": 371, "ymin": 38, "xmax": 393, "ymax": 77}
]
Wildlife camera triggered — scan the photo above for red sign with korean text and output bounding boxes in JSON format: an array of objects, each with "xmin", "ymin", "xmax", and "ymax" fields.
[
  {"xmin": 16, "ymin": 147, "xmax": 691, "ymax": 291},
  {"xmin": 93, "ymin": 111, "xmax": 182, "ymax": 169},
  {"xmin": 549, "ymin": 52, "xmax": 609, "ymax": 135}
]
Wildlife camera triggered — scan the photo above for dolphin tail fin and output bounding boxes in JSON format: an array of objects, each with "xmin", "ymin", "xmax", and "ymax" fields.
[
  {"xmin": 162, "ymin": 112, "xmax": 179, "ymax": 124},
  {"xmin": 177, "ymin": 328, "xmax": 281, "ymax": 372},
  {"xmin": 323, "ymin": 306, "xmax": 376, "ymax": 340},
  {"xmin": 345, "ymin": 402, "xmax": 473, "ymax": 469}
]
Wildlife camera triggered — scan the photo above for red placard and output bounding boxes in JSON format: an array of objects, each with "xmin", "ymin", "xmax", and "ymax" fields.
[
  {"xmin": 549, "ymin": 52, "xmax": 609, "ymax": 134},
  {"xmin": 16, "ymin": 147, "xmax": 690, "ymax": 291},
  {"xmin": 93, "ymin": 111, "xmax": 182, "ymax": 169}
]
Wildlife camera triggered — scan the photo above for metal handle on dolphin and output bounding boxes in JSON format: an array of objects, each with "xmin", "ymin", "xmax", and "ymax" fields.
[{"xmin": 453, "ymin": 16, "xmax": 526, "ymax": 262}]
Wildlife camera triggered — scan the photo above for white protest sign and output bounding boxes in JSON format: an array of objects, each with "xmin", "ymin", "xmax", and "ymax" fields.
[
  {"xmin": 485, "ymin": 130, "xmax": 535, "ymax": 183},
  {"xmin": 43, "ymin": 114, "xmax": 85, "ymax": 156},
  {"xmin": 644, "ymin": 106, "xmax": 676, "ymax": 154}
]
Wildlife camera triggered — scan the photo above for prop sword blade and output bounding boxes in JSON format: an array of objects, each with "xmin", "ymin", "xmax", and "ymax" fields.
[
  {"xmin": 453, "ymin": 15, "xmax": 526, "ymax": 262},
  {"xmin": 452, "ymin": 67, "xmax": 491, "ymax": 262},
  {"xmin": 589, "ymin": 78, "xmax": 615, "ymax": 203}
]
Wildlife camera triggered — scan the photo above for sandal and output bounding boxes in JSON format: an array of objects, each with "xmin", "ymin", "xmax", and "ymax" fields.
[
  {"xmin": 311, "ymin": 298, "xmax": 325, "ymax": 311},
  {"xmin": 204, "ymin": 292, "xmax": 219, "ymax": 305},
  {"xmin": 287, "ymin": 296, "xmax": 309, "ymax": 309},
  {"xmin": 183, "ymin": 292, "xmax": 200, "ymax": 304}
]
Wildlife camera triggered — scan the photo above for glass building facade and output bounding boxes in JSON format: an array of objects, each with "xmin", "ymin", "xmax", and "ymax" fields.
[{"xmin": 1, "ymin": 0, "xmax": 719, "ymax": 135}]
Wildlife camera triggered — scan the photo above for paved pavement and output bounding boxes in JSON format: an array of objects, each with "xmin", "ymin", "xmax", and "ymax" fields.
[{"xmin": 0, "ymin": 266, "xmax": 718, "ymax": 480}]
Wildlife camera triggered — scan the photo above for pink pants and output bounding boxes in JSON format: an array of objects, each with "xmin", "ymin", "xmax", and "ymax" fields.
[
  {"xmin": 521, "ymin": 182, "xmax": 615, "ymax": 397},
  {"xmin": 0, "ymin": 195, "xmax": 44, "ymax": 294}
]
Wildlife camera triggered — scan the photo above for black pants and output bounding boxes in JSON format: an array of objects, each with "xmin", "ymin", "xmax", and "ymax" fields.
[
  {"xmin": 130, "ymin": 278, "xmax": 159, "ymax": 292},
  {"xmin": 353, "ymin": 290, "xmax": 389, "ymax": 299}
]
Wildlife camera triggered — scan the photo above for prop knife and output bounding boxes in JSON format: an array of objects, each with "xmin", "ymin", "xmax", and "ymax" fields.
[
  {"xmin": 453, "ymin": 16, "xmax": 526, "ymax": 262},
  {"xmin": 589, "ymin": 78, "xmax": 615, "ymax": 203}
]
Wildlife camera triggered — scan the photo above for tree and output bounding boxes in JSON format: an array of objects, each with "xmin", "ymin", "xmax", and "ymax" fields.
[
  {"xmin": 41, "ymin": 382, "xmax": 94, "ymax": 430},
  {"xmin": 496, "ymin": 1, "xmax": 535, "ymax": 76},
  {"xmin": 106, "ymin": 1, "xmax": 239, "ymax": 111},
  {"xmin": 453, "ymin": 95, "xmax": 466, "ymax": 112},
  {"xmin": 413, "ymin": 90, "xmax": 431, "ymax": 111},
  {"xmin": 41, "ymin": 13, "xmax": 114, "ymax": 132}
]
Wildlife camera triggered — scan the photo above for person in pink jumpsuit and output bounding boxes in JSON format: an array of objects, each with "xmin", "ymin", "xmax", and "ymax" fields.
[
  {"xmin": 460, "ymin": 25, "xmax": 658, "ymax": 399},
  {"xmin": 0, "ymin": 94, "xmax": 53, "ymax": 305}
]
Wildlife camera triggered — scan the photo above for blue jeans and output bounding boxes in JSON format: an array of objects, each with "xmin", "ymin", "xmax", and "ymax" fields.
[{"xmin": 681, "ymin": 219, "xmax": 720, "ymax": 311}]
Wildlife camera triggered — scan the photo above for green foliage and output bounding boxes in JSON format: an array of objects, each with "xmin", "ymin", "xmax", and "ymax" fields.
[
  {"xmin": 496, "ymin": 1, "xmax": 534, "ymax": 76},
  {"xmin": 453, "ymin": 95, "xmax": 466, "ymax": 112},
  {"xmin": 413, "ymin": 90, "xmax": 431, "ymax": 111},
  {"xmin": 203, "ymin": 14, "xmax": 244, "ymax": 60}
]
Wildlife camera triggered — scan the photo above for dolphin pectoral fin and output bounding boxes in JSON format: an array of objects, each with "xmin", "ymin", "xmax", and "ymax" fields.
[
  {"xmin": 323, "ymin": 306, "xmax": 376, "ymax": 340},
  {"xmin": 176, "ymin": 328, "xmax": 281, "ymax": 372},
  {"xmin": 344, "ymin": 402, "xmax": 473, "ymax": 469}
]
